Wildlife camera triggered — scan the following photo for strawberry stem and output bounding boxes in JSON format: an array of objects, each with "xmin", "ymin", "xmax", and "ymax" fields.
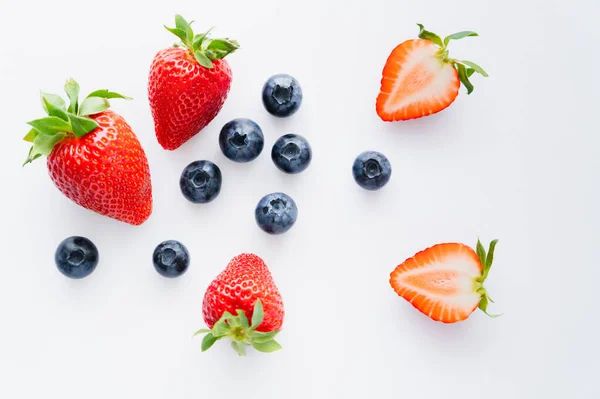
[
  {"xmin": 164, "ymin": 14, "xmax": 239, "ymax": 69},
  {"xmin": 194, "ymin": 299, "xmax": 282, "ymax": 356},
  {"xmin": 416, "ymin": 24, "xmax": 487, "ymax": 95},
  {"xmin": 474, "ymin": 239, "xmax": 502, "ymax": 318}
]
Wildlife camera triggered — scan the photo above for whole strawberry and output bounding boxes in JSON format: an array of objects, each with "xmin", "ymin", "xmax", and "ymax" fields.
[
  {"xmin": 23, "ymin": 79, "xmax": 152, "ymax": 226},
  {"xmin": 148, "ymin": 15, "xmax": 239, "ymax": 150},
  {"xmin": 195, "ymin": 253, "xmax": 284, "ymax": 356}
]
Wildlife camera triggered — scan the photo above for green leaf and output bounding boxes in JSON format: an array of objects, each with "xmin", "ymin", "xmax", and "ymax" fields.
[
  {"xmin": 28, "ymin": 116, "xmax": 73, "ymax": 135},
  {"xmin": 225, "ymin": 312, "xmax": 241, "ymax": 328},
  {"xmin": 42, "ymin": 99, "xmax": 68, "ymax": 122},
  {"xmin": 186, "ymin": 24, "xmax": 194, "ymax": 46},
  {"xmin": 467, "ymin": 68, "xmax": 476, "ymax": 77},
  {"xmin": 64, "ymin": 78, "xmax": 80, "ymax": 114},
  {"xmin": 221, "ymin": 311, "xmax": 234, "ymax": 320},
  {"xmin": 231, "ymin": 341, "xmax": 247, "ymax": 356},
  {"xmin": 250, "ymin": 330, "xmax": 279, "ymax": 344},
  {"xmin": 237, "ymin": 310, "xmax": 249, "ymax": 328},
  {"xmin": 483, "ymin": 239, "xmax": 499, "ymax": 279},
  {"xmin": 475, "ymin": 238, "xmax": 486, "ymax": 266},
  {"xmin": 457, "ymin": 63, "xmax": 474, "ymax": 95},
  {"xmin": 68, "ymin": 113, "xmax": 99, "ymax": 138},
  {"xmin": 193, "ymin": 50, "xmax": 214, "ymax": 68},
  {"xmin": 206, "ymin": 39, "xmax": 240, "ymax": 60},
  {"xmin": 212, "ymin": 318, "xmax": 230, "ymax": 337},
  {"xmin": 193, "ymin": 28, "xmax": 214, "ymax": 50},
  {"xmin": 165, "ymin": 26, "xmax": 187, "ymax": 43},
  {"xmin": 85, "ymin": 90, "xmax": 132, "ymax": 100},
  {"xmin": 416, "ymin": 23, "xmax": 443, "ymax": 47},
  {"xmin": 23, "ymin": 146, "xmax": 42, "ymax": 165},
  {"xmin": 207, "ymin": 38, "xmax": 239, "ymax": 51},
  {"xmin": 479, "ymin": 294, "xmax": 502, "ymax": 318},
  {"xmin": 444, "ymin": 31, "xmax": 478, "ymax": 47},
  {"xmin": 201, "ymin": 333, "xmax": 218, "ymax": 351},
  {"xmin": 40, "ymin": 91, "xmax": 66, "ymax": 114},
  {"xmin": 23, "ymin": 128, "xmax": 67, "ymax": 165},
  {"xmin": 251, "ymin": 299, "xmax": 264, "ymax": 330},
  {"xmin": 192, "ymin": 34, "xmax": 204, "ymax": 51},
  {"xmin": 79, "ymin": 97, "xmax": 110, "ymax": 116},
  {"xmin": 23, "ymin": 128, "xmax": 38, "ymax": 143},
  {"xmin": 174, "ymin": 14, "xmax": 189, "ymax": 32},
  {"xmin": 192, "ymin": 328, "xmax": 211, "ymax": 337},
  {"xmin": 252, "ymin": 340, "xmax": 282, "ymax": 353},
  {"xmin": 34, "ymin": 130, "xmax": 66, "ymax": 156},
  {"xmin": 459, "ymin": 60, "xmax": 488, "ymax": 77},
  {"xmin": 486, "ymin": 240, "xmax": 499, "ymax": 268},
  {"xmin": 478, "ymin": 294, "xmax": 489, "ymax": 313}
]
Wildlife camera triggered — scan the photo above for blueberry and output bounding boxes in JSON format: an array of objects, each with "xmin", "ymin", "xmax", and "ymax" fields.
[
  {"xmin": 219, "ymin": 118, "xmax": 264, "ymax": 162},
  {"xmin": 55, "ymin": 236, "xmax": 99, "ymax": 279},
  {"xmin": 255, "ymin": 192, "xmax": 298, "ymax": 234},
  {"xmin": 262, "ymin": 74, "xmax": 303, "ymax": 117},
  {"xmin": 271, "ymin": 134, "xmax": 312, "ymax": 174},
  {"xmin": 152, "ymin": 240, "xmax": 190, "ymax": 278},
  {"xmin": 352, "ymin": 151, "xmax": 392, "ymax": 191},
  {"xmin": 180, "ymin": 160, "xmax": 222, "ymax": 203}
]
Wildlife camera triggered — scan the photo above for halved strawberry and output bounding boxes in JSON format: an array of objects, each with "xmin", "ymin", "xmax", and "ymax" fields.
[
  {"xmin": 376, "ymin": 24, "xmax": 488, "ymax": 121},
  {"xmin": 389, "ymin": 239, "xmax": 500, "ymax": 323}
]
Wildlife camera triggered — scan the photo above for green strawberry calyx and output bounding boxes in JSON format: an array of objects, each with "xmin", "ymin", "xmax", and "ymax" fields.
[
  {"xmin": 473, "ymin": 238, "xmax": 502, "ymax": 318},
  {"xmin": 416, "ymin": 23, "xmax": 488, "ymax": 95},
  {"xmin": 165, "ymin": 14, "xmax": 239, "ymax": 69},
  {"xmin": 193, "ymin": 299, "xmax": 282, "ymax": 356},
  {"xmin": 22, "ymin": 78, "xmax": 131, "ymax": 165}
]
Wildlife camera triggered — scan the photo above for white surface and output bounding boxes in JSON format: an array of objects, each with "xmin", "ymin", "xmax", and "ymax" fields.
[{"xmin": 0, "ymin": 0, "xmax": 598, "ymax": 398}]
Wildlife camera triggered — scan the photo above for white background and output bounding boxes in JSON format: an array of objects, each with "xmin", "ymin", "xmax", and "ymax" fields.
[{"xmin": 0, "ymin": 0, "xmax": 598, "ymax": 398}]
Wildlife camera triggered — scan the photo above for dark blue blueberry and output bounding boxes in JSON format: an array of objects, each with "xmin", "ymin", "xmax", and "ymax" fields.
[
  {"xmin": 262, "ymin": 74, "xmax": 303, "ymax": 117},
  {"xmin": 55, "ymin": 236, "xmax": 99, "ymax": 279},
  {"xmin": 152, "ymin": 240, "xmax": 190, "ymax": 278},
  {"xmin": 180, "ymin": 160, "xmax": 222, "ymax": 203},
  {"xmin": 255, "ymin": 192, "xmax": 298, "ymax": 235},
  {"xmin": 219, "ymin": 118, "xmax": 264, "ymax": 163},
  {"xmin": 352, "ymin": 151, "xmax": 392, "ymax": 191},
  {"xmin": 271, "ymin": 134, "xmax": 312, "ymax": 174}
]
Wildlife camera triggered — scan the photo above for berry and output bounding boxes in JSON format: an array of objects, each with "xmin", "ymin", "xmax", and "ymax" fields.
[
  {"xmin": 196, "ymin": 253, "xmax": 284, "ymax": 355},
  {"xmin": 352, "ymin": 151, "xmax": 392, "ymax": 191},
  {"xmin": 255, "ymin": 192, "xmax": 298, "ymax": 234},
  {"xmin": 376, "ymin": 24, "xmax": 487, "ymax": 121},
  {"xmin": 262, "ymin": 74, "xmax": 302, "ymax": 117},
  {"xmin": 219, "ymin": 118, "xmax": 264, "ymax": 162},
  {"xmin": 271, "ymin": 134, "xmax": 312, "ymax": 174},
  {"xmin": 180, "ymin": 160, "xmax": 222, "ymax": 204},
  {"xmin": 390, "ymin": 239, "xmax": 501, "ymax": 323},
  {"xmin": 23, "ymin": 79, "xmax": 152, "ymax": 226},
  {"xmin": 148, "ymin": 15, "xmax": 239, "ymax": 150},
  {"xmin": 152, "ymin": 240, "xmax": 190, "ymax": 278},
  {"xmin": 55, "ymin": 236, "xmax": 99, "ymax": 279}
]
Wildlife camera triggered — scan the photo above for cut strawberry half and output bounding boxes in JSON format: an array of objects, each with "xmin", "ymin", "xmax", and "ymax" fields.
[
  {"xmin": 376, "ymin": 24, "xmax": 488, "ymax": 121},
  {"xmin": 389, "ymin": 239, "xmax": 500, "ymax": 323}
]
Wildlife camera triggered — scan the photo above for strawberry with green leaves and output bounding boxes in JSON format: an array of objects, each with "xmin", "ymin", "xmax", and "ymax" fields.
[
  {"xmin": 23, "ymin": 79, "xmax": 152, "ymax": 226},
  {"xmin": 390, "ymin": 239, "xmax": 501, "ymax": 323},
  {"xmin": 195, "ymin": 253, "xmax": 284, "ymax": 356},
  {"xmin": 376, "ymin": 24, "xmax": 488, "ymax": 121},
  {"xmin": 148, "ymin": 15, "xmax": 239, "ymax": 150}
]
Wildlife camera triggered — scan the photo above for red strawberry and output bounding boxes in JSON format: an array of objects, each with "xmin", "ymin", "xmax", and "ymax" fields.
[
  {"xmin": 376, "ymin": 24, "xmax": 488, "ymax": 121},
  {"xmin": 23, "ymin": 79, "xmax": 152, "ymax": 226},
  {"xmin": 389, "ymin": 239, "xmax": 501, "ymax": 323},
  {"xmin": 195, "ymin": 253, "xmax": 284, "ymax": 356},
  {"xmin": 148, "ymin": 15, "xmax": 239, "ymax": 150}
]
